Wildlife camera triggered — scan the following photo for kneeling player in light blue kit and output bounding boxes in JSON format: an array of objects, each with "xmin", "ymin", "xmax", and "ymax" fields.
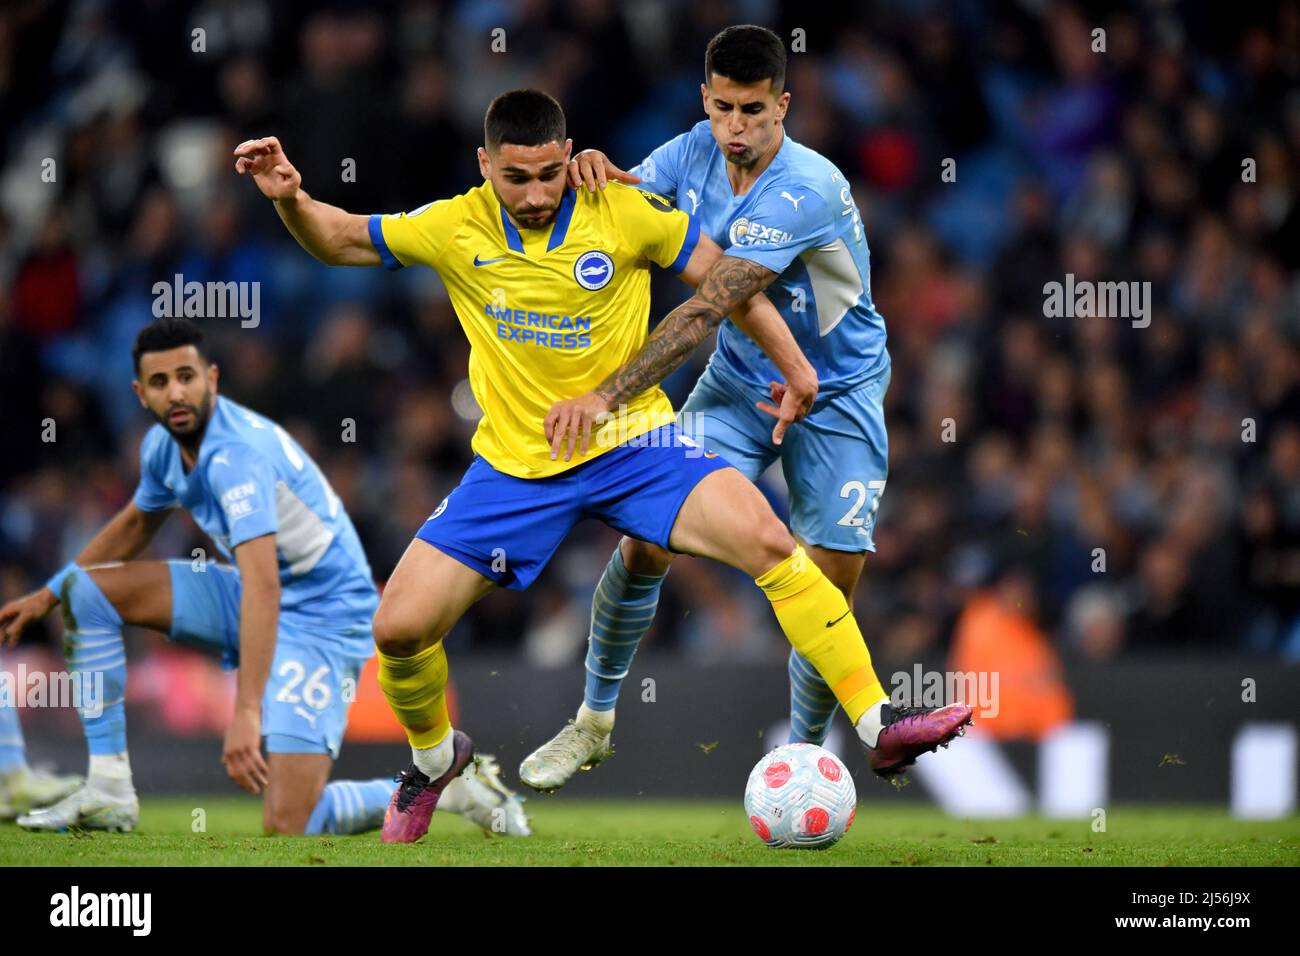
[
  {"xmin": 0, "ymin": 318, "xmax": 528, "ymax": 836},
  {"xmin": 522, "ymin": 25, "xmax": 910, "ymax": 788}
]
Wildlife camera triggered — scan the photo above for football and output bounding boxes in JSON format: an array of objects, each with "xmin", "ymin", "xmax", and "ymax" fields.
[{"xmin": 744, "ymin": 743, "xmax": 857, "ymax": 849}]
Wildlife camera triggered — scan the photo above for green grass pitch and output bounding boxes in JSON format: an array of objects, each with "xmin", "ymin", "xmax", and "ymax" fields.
[{"xmin": 1, "ymin": 799, "xmax": 1297, "ymax": 866}]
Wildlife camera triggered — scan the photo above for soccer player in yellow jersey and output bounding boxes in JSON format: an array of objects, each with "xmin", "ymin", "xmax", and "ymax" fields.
[{"xmin": 236, "ymin": 89, "xmax": 970, "ymax": 844}]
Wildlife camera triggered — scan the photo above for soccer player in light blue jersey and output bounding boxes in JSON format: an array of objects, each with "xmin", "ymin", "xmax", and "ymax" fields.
[
  {"xmin": 522, "ymin": 25, "xmax": 962, "ymax": 789},
  {"xmin": 0, "ymin": 317, "xmax": 528, "ymax": 836}
]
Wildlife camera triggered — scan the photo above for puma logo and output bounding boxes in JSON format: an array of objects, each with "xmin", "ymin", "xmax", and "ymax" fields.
[{"xmin": 780, "ymin": 191, "xmax": 805, "ymax": 210}]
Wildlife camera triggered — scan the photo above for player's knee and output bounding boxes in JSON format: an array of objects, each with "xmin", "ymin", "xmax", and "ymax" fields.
[
  {"xmin": 620, "ymin": 537, "xmax": 673, "ymax": 575},
  {"xmin": 60, "ymin": 568, "xmax": 124, "ymax": 634},
  {"xmin": 822, "ymin": 559, "xmax": 864, "ymax": 602},
  {"xmin": 371, "ymin": 607, "xmax": 428, "ymax": 658},
  {"xmin": 81, "ymin": 563, "xmax": 167, "ymax": 629},
  {"xmin": 751, "ymin": 518, "xmax": 799, "ymax": 575}
]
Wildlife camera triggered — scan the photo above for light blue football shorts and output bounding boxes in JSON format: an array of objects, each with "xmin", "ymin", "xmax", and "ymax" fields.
[{"xmin": 678, "ymin": 362, "xmax": 890, "ymax": 553}]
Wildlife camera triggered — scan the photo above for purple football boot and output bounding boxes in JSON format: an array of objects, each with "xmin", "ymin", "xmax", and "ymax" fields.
[
  {"xmin": 863, "ymin": 702, "xmax": 973, "ymax": 777},
  {"xmin": 382, "ymin": 730, "xmax": 475, "ymax": 843}
]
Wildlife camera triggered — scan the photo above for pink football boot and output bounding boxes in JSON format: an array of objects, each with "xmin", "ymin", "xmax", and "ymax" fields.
[{"xmin": 382, "ymin": 730, "xmax": 475, "ymax": 843}]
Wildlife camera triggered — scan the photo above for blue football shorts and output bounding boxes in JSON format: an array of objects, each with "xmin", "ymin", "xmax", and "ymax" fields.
[{"xmin": 414, "ymin": 423, "xmax": 734, "ymax": 589}]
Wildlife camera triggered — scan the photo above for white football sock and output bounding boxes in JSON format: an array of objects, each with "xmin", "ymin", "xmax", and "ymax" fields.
[
  {"xmin": 88, "ymin": 752, "xmax": 134, "ymax": 798},
  {"xmin": 854, "ymin": 697, "xmax": 890, "ymax": 748},
  {"xmin": 412, "ymin": 731, "xmax": 454, "ymax": 780},
  {"xmin": 576, "ymin": 703, "xmax": 614, "ymax": 737}
]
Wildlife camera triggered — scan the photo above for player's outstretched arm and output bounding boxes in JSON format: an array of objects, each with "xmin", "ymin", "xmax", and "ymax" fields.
[
  {"xmin": 223, "ymin": 532, "xmax": 278, "ymax": 795},
  {"xmin": 0, "ymin": 502, "xmax": 171, "ymax": 646},
  {"xmin": 233, "ymin": 136, "xmax": 379, "ymax": 267},
  {"xmin": 545, "ymin": 254, "xmax": 778, "ymax": 460},
  {"xmin": 678, "ymin": 235, "xmax": 817, "ymax": 444}
]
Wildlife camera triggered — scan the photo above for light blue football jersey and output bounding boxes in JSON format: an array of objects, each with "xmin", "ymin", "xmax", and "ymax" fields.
[
  {"xmin": 631, "ymin": 121, "xmax": 889, "ymax": 395},
  {"xmin": 133, "ymin": 395, "xmax": 378, "ymax": 655}
]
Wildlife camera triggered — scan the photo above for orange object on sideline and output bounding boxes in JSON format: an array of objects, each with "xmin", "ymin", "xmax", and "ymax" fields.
[{"xmin": 948, "ymin": 591, "xmax": 1074, "ymax": 741}]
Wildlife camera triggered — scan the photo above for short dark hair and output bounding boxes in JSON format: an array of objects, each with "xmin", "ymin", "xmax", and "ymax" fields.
[
  {"xmin": 705, "ymin": 25, "xmax": 787, "ymax": 92},
  {"xmin": 484, "ymin": 89, "xmax": 566, "ymax": 152},
  {"xmin": 132, "ymin": 317, "xmax": 210, "ymax": 375}
]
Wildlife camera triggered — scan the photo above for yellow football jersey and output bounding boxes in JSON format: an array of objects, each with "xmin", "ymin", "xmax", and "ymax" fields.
[{"xmin": 370, "ymin": 181, "xmax": 699, "ymax": 479}]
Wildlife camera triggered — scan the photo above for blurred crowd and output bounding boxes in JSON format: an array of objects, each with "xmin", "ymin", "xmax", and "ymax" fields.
[{"xmin": 1, "ymin": 0, "xmax": 1298, "ymax": 671}]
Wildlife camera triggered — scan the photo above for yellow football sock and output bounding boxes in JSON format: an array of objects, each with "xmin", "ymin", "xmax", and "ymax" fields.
[
  {"xmin": 377, "ymin": 641, "xmax": 452, "ymax": 749},
  {"xmin": 756, "ymin": 547, "xmax": 885, "ymax": 725}
]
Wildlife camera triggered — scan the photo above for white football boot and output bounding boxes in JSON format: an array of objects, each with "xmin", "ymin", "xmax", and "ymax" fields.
[
  {"xmin": 443, "ymin": 755, "xmax": 531, "ymax": 836},
  {"xmin": 16, "ymin": 782, "xmax": 139, "ymax": 832},
  {"xmin": 518, "ymin": 719, "xmax": 614, "ymax": 793},
  {"xmin": 0, "ymin": 766, "xmax": 84, "ymax": 820}
]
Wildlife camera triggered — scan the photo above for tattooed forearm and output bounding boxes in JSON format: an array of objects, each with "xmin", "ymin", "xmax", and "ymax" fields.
[
  {"xmin": 594, "ymin": 302, "xmax": 719, "ymax": 407},
  {"xmin": 595, "ymin": 257, "xmax": 776, "ymax": 406}
]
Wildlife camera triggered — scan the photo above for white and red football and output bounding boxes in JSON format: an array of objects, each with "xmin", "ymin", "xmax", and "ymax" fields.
[{"xmin": 743, "ymin": 742, "xmax": 857, "ymax": 849}]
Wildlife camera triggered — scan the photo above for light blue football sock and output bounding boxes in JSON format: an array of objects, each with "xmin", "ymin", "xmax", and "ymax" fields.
[
  {"xmin": 305, "ymin": 777, "xmax": 397, "ymax": 835},
  {"xmin": 583, "ymin": 546, "xmax": 666, "ymax": 712},
  {"xmin": 787, "ymin": 648, "xmax": 840, "ymax": 745},
  {"xmin": 61, "ymin": 570, "xmax": 128, "ymax": 755},
  {"xmin": 0, "ymin": 682, "xmax": 25, "ymax": 773}
]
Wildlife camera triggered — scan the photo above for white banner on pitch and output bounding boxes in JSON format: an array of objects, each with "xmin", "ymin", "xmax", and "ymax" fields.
[
  {"xmin": 1039, "ymin": 722, "xmax": 1109, "ymax": 818},
  {"xmin": 1232, "ymin": 724, "xmax": 1297, "ymax": 820}
]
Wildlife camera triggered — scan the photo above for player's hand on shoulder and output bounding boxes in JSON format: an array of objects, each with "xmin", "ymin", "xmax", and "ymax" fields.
[
  {"xmin": 0, "ymin": 586, "xmax": 59, "ymax": 647},
  {"xmin": 233, "ymin": 136, "xmax": 302, "ymax": 204},
  {"xmin": 568, "ymin": 149, "xmax": 641, "ymax": 192},
  {"xmin": 545, "ymin": 391, "xmax": 613, "ymax": 462}
]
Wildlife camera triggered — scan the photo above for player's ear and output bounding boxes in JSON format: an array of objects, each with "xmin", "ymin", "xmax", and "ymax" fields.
[
  {"xmin": 477, "ymin": 147, "xmax": 491, "ymax": 180},
  {"xmin": 776, "ymin": 90, "xmax": 790, "ymax": 122},
  {"xmin": 700, "ymin": 83, "xmax": 709, "ymax": 114},
  {"xmin": 131, "ymin": 380, "xmax": 145, "ymax": 407},
  {"xmin": 209, "ymin": 362, "xmax": 219, "ymax": 391},
  {"xmin": 563, "ymin": 138, "xmax": 572, "ymax": 163}
]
